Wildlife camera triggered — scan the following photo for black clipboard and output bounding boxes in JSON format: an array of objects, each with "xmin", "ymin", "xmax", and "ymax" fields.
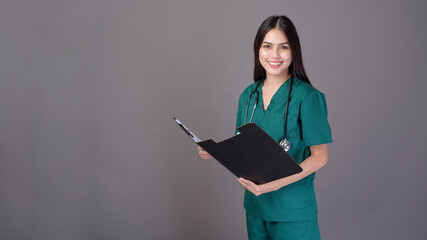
[{"xmin": 174, "ymin": 118, "xmax": 302, "ymax": 184}]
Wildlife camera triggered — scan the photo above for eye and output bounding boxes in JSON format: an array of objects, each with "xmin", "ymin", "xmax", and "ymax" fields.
[
  {"xmin": 262, "ymin": 45, "xmax": 271, "ymax": 48},
  {"xmin": 281, "ymin": 45, "xmax": 289, "ymax": 50}
]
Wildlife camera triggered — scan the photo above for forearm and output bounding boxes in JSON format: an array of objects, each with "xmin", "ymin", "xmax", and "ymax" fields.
[
  {"xmin": 238, "ymin": 144, "xmax": 329, "ymax": 196},
  {"xmin": 270, "ymin": 154, "xmax": 327, "ymax": 191}
]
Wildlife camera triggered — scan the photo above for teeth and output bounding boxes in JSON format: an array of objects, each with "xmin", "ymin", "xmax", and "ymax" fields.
[{"xmin": 269, "ymin": 62, "xmax": 281, "ymax": 65}]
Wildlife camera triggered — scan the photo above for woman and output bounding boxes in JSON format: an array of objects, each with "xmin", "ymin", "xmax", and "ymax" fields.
[{"xmin": 198, "ymin": 15, "xmax": 332, "ymax": 240}]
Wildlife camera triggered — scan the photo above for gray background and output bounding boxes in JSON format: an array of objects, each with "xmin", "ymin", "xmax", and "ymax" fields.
[{"xmin": 1, "ymin": 0, "xmax": 426, "ymax": 239}]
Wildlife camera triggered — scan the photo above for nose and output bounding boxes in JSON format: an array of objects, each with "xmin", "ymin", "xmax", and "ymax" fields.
[{"xmin": 271, "ymin": 47, "xmax": 280, "ymax": 58}]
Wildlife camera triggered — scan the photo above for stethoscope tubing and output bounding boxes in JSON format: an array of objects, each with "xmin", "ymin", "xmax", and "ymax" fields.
[
  {"xmin": 244, "ymin": 80, "xmax": 263, "ymax": 124},
  {"xmin": 282, "ymin": 77, "xmax": 293, "ymax": 140},
  {"xmin": 244, "ymin": 76, "xmax": 294, "ymax": 151}
]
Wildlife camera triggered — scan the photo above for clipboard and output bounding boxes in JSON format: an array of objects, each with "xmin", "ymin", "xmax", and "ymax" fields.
[{"xmin": 174, "ymin": 117, "xmax": 303, "ymax": 184}]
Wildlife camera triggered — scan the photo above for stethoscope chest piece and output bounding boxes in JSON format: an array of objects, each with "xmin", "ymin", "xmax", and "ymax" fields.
[{"xmin": 279, "ymin": 138, "xmax": 291, "ymax": 152}]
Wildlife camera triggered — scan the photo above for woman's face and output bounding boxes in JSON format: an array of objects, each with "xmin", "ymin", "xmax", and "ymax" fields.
[{"xmin": 259, "ymin": 28, "xmax": 292, "ymax": 79}]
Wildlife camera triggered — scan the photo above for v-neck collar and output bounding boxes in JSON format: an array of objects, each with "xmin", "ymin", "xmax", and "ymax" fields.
[{"xmin": 259, "ymin": 77, "xmax": 292, "ymax": 113}]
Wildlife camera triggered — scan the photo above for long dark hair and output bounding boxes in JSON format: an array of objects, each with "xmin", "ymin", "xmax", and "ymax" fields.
[{"xmin": 253, "ymin": 15, "xmax": 311, "ymax": 85}]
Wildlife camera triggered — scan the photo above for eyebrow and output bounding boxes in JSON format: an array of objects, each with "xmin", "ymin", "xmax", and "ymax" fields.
[{"xmin": 262, "ymin": 41, "xmax": 289, "ymax": 45}]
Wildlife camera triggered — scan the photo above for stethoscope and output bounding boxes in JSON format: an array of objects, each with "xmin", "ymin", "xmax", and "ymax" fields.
[{"xmin": 244, "ymin": 76, "xmax": 294, "ymax": 151}]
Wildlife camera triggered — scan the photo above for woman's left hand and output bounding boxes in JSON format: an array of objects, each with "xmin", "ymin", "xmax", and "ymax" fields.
[
  {"xmin": 237, "ymin": 178, "xmax": 277, "ymax": 196},
  {"xmin": 237, "ymin": 144, "xmax": 329, "ymax": 196}
]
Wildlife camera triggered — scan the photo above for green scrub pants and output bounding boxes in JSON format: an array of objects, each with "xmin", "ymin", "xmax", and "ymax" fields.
[{"xmin": 246, "ymin": 213, "xmax": 321, "ymax": 240}]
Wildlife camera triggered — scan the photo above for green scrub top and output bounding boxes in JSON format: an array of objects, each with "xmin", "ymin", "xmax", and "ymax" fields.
[{"xmin": 235, "ymin": 77, "xmax": 332, "ymax": 222}]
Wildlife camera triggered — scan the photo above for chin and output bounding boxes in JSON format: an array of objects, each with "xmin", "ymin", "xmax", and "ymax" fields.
[{"xmin": 267, "ymin": 70, "xmax": 288, "ymax": 77}]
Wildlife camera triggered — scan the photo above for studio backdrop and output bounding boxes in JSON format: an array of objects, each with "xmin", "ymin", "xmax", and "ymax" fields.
[{"xmin": 1, "ymin": 0, "xmax": 426, "ymax": 239}]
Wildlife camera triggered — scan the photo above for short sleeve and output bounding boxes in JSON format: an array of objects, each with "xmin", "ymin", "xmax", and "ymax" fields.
[{"xmin": 300, "ymin": 91, "xmax": 333, "ymax": 146}]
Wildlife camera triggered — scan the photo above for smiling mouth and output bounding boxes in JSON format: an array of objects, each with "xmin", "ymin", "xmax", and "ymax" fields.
[{"xmin": 268, "ymin": 61, "xmax": 283, "ymax": 67}]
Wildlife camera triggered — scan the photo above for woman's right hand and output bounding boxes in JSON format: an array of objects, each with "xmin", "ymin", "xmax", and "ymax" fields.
[{"xmin": 198, "ymin": 146, "xmax": 213, "ymax": 160}]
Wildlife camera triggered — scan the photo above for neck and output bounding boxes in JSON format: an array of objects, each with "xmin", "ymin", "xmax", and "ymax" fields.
[{"xmin": 264, "ymin": 72, "xmax": 291, "ymax": 87}]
